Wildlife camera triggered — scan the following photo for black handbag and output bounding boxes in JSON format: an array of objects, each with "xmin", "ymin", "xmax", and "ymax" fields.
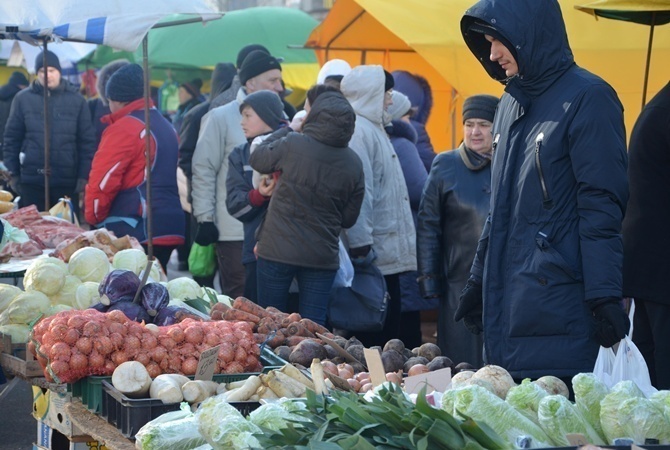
[{"xmin": 328, "ymin": 250, "xmax": 389, "ymax": 332}]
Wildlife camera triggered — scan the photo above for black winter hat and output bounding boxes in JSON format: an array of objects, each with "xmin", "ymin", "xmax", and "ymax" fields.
[
  {"xmin": 34, "ymin": 50, "xmax": 61, "ymax": 74},
  {"xmin": 462, "ymin": 94, "xmax": 499, "ymax": 123},
  {"xmin": 236, "ymin": 44, "xmax": 270, "ymax": 68},
  {"xmin": 181, "ymin": 78, "xmax": 203, "ymax": 98},
  {"xmin": 240, "ymin": 90, "xmax": 286, "ymax": 130},
  {"xmin": 238, "ymin": 50, "xmax": 282, "ymax": 85},
  {"xmin": 97, "ymin": 59, "xmax": 130, "ymax": 105},
  {"xmin": 106, "ymin": 63, "xmax": 144, "ymax": 103},
  {"xmin": 384, "ymin": 70, "xmax": 394, "ymax": 92},
  {"xmin": 8, "ymin": 71, "xmax": 29, "ymax": 88}
]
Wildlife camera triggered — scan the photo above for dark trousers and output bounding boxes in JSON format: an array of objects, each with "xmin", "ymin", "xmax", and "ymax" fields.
[
  {"xmin": 19, "ymin": 183, "xmax": 78, "ymax": 215},
  {"xmin": 354, "ymin": 273, "xmax": 402, "ymax": 347},
  {"xmin": 632, "ymin": 298, "xmax": 670, "ymax": 390},
  {"xmin": 244, "ymin": 261, "xmax": 258, "ymax": 302},
  {"xmin": 215, "ymin": 241, "xmax": 245, "ymax": 299}
]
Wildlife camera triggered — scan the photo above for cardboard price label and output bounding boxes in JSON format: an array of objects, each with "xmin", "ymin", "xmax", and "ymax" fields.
[
  {"xmin": 195, "ymin": 345, "xmax": 220, "ymax": 381},
  {"xmin": 565, "ymin": 434, "xmax": 589, "ymax": 446},
  {"xmin": 363, "ymin": 348, "xmax": 387, "ymax": 387},
  {"xmin": 403, "ymin": 367, "xmax": 451, "ymax": 395}
]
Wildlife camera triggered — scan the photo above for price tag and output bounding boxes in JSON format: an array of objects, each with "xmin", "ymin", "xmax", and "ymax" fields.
[
  {"xmin": 363, "ymin": 348, "xmax": 387, "ymax": 387},
  {"xmin": 403, "ymin": 367, "xmax": 451, "ymax": 395},
  {"xmin": 565, "ymin": 433, "xmax": 588, "ymax": 446},
  {"xmin": 195, "ymin": 345, "xmax": 220, "ymax": 381}
]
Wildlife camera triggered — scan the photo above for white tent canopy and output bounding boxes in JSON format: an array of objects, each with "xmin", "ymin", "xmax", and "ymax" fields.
[
  {"xmin": 4, "ymin": 40, "xmax": 96, "ymax": 73},
  {"xmin": 0, "ymin": 0, "xmax": 224, "ymax": 51}
]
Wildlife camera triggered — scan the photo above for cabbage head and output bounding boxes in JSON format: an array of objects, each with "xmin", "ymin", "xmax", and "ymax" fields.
[
  {"xmin": 24, "ymin": 262, "xmax": 67, "ymax": 295},
  {"xmin": 651, "ymin": 390, "xmax": 670, "ymax": 423},
  {"xmin": 537, "ymin": 394, "xmax": 605, "ymax": 446},
  {"xmin": 196, "ymin": 394, "xmax": 261, "ymax": 449},
  {"xmin": 505, "ymin": 378, "xmax": 547, "ymax": 426},
  {"xmin": 600, "ymin": 380, "xmax": 645, "ymax": 443},
  {"xmin": 448, "ymin": 385, "xmax": 552, "ymax": 448},
  {"xmin": 167, "ymin": 277, "xmax": 201, "ymax": 301},
  {"xmin": 0, "ymin": 284, "xmax": 22, "ymax": 314},
  {"xmin": 47, "ymin": 304, "xmax": 73, "ymax": 316},
  {"xmin": 572, "ymin": 372, "xmax": 609, "ymax": 441},
  {"xmin": 27, "ymin": 257, "xmax": 67, "ymax": 274},
  {"xmin": 248, "ymin": 401, "xmax": 308, "ymax": 431},
  {"xmin": 50, "ymin": 275, "xmax": 82, "ymax": 306},
  {"xmin": 112, "ymin": 249, "xmax": 150, "ymax": 275},
  {"xmin": 618, "ymin": 397, "xmax": 670, "ymax": 444},
  {"xmin": 68, "ymin": 247, "xmax": 110, "ymax": 282},
  {"xmin": 135, "ymin": 405, "xmax": 206, "ymax": 450},
  {"xmin": 0, "ymin": 291, "xmax": 51, "ymax": 325},
  {"xmin": 0, "ymin": 324, "xmax": 31, "ymax": 343},
  {"xmin": 73, "ymin": 282, "xmax": 101, "ymax": 310}
]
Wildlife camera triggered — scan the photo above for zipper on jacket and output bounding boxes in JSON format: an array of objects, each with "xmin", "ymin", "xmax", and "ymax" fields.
[{"xmin": 534, "ymin": 133, "xmax": 553, "ymax": 209}]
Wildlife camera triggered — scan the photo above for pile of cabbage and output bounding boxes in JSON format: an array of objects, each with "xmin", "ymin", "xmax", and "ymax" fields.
[{"xmin": 441, "ymin": 367, "xmax": 670, "ymax": 447}]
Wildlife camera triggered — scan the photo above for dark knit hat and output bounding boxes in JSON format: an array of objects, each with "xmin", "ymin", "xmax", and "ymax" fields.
[
  {"xmin": 462, "ymin": 94, "xmax": 499, "ymax": 123},
  {"xmin": 240, "ymin": 90, "xmax": 286, "ymax": 130},
  {"xmin": 97, "ymin": 59, "xmax": 130, "ymax": 105},
  {"xmin": 181, "ymin": 78, "xmax": 203, "ymax": 98},
  {"xmin": 239, "ymin": 50, "xmax": 282, "ymax": 85},
  {"xmin": 106, "ymin": 63, "xmax": 144, "ymax": 103},
  {"xmin": 384, "ymin": 70, "xmax": 394, "ymax": 92},
  {"xmin": 236, "ymin": 44, "xmax": 270, "ymax": 68},
  {"xmin": 8, "ymin": 71, "xmax": 29, "ymax": 88},
  {"xmin": 34, "ymin": 50, "xmax": 61, "ymax": 74}
]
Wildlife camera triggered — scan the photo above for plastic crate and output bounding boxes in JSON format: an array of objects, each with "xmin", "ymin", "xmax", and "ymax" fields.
[
  {"xmin": 260, "ymin": 345, "xmax": 289, "ymax": 368},
  {"xmin": 101, "ymin": 379, "xmax": 261, "ymax": 439}
]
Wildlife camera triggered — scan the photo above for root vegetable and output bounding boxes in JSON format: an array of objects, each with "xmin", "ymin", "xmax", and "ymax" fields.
[
  {"xmin": 337, "ymin": 364, "xmax": 354, "ymax": 380},
  {"xmin": 321, "ymin": 360, "xmax": 338, "ymax": 376},
  {"xmin": 289, "ymin": 339, "xmax": 327, "ymax": 367},
  {"xmin": 286, "ymin": 322, "xmax": 315, "ymax": 338},
  {"xmin": 232, "ymin": 297, "xmax": 272, "ymax": 319},
  {"xmin": 533, "ymin": 376, "xmax": 569, "ymax": 398},
  {"xmin": 345, "ymin": 344, "xmax": 366, "ymax": 364},
  {"xmin": 451, "ymin": 370, "xmax": 475, "ymax": 389},
  {"xmin": 347, "ymin": 378, "xmax": 361, "ymax": 392},
  {"xmin": 112, "ymin": 361, "xmax": 152, "ymax": 398},
  {"xmin": 381, "ymin": 350, "xmax": 405, "ymax": 373},
  {"xmin": 150, "ymin": 374, "xmax": 189, "ymax": 404},
  {"xmin": 274, "ymin": 346, "xmax": 291, "ymax": 362},
  {"xmin": 311, "ymin": 359, "xmax": 329, "ymax": 395},
  {"xmin": 181, "ymin": 381, "xmax": 219, "ymax": 403},
  {"xmin": 407, "ymin": 364, "xmax": 430, "ymax": 377},
  {"xmin": 279, "ymin": 364, "xmax": 315, "ymax": 390},
  {"xmin": 360, "ymin": 382, "xmax": 373, "ymax": 393},
  {"xmin": 223, "ymin": 309, "xmax": 261, "ymax": 324},
  {"xmin": 344, "ymin": 337, "xmax": 363, "ymax": 350},
  {"xmin": 386, "ymin": 372, "xmax": 402, "ymax": 385},
  {"xmin": 417, "ymin": 343, "xmax": 441, "ymax": 361},
  {"xmin": 383, "ymin": 339, "xmax": 405, "ymax": 355},
  {"xmin": 224, "ymin": 375, "xmax": 262, "ymax": 402},
  {"xmin": 427, "ymin": 356, "xmax": 454, "ymax": 371},
  {"xmin": 404, "ymin": 356, "xmax": 430, "ymax": 373},
  {"xmin": 298, "ymin": 318, "xmax": 329, "ymax": 336},
  {"xmin": 262, "ymin": 370, "xmax": 306, "ymax": 398},
  {"xmin": 471, "ymin": 365, "xmax": 516, "ymax": 399},
  {"xmin": 257, "ymin": 385, "xmax": 279, "ymax": 400}
]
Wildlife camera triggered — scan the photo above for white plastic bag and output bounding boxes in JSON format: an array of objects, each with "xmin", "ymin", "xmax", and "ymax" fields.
[
  {"xmin": 593, "ymin": 300, "xmax": 657, "ymax": 397},
  {"xmin": 332, "ymin": 239, "xmax": 354, "ymax": 288}
]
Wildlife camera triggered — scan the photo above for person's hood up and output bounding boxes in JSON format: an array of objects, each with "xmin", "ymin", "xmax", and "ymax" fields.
[
  {"xmin": 302, "ymin": 91, "xmax": 355, "ymax": 148},
  {"xmin": 387, "ymin": 119, "xmax": 418, "ymax": 144},
  {"xmin": 340, "ymin": 65, "xmax": 387, "ymax": 125},
  {"xmin": 461, "ymin": 0, "xmax": 574, "ymax": 101},
  {"xmin": 316, "ymin": 59, "xmax": 352, "ymax": 84},
  {"xmin": 210, "ymin": 62, "xmax": 236, "ymax": 98},
  {"xmin": 392, "ymin": 70, "xmax": 433, "ymax": 125},
  {"xmin": 96, "ymin": 59, "xmax": 130, "ymax": 106}
]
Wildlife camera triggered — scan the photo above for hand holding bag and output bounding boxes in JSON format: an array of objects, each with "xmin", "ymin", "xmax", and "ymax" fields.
[{"xmin": 328, "ymin": 249, "xmax": 389, "ymax": 332}]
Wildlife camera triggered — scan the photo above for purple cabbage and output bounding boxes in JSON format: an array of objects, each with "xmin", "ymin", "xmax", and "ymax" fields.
[
  {"xmin": 88, "ymin": 302, "xmax": 109, "ymax": 312},
  {"xmin": 140, "ymin": 283, "xmax": 170, "ymax": 316},
  {"xmin": 153, "ymin": 305, "xmax": 203, "ymax": 327},
  {"xmin": 98, "ymin": 269, "xmax": 141, "ymax": 306},
  {"xmin": 107, "ymin": 301, "xmax": 152, "ymax": 323}
]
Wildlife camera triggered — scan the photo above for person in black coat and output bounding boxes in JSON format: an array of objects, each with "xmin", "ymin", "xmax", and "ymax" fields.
[
  {"xmin": 622, "ymin": 81, "xmax": 670, "ymax": 390},
  {"xmin": 3, "ymin": 50, "xmax": 96, "ymax": 213},
  {"xmin": 0, "ymin": 71, "xmax": 29, "ymax": 157}
]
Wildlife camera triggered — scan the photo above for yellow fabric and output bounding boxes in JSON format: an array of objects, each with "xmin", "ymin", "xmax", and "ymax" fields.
[
  {"xmin": 307, "ymin": 0, "xmax": 670, "ymax": 148},
  {"xmin": 576, "ymin": 0, "xmax": 670, "ymax": 13}
]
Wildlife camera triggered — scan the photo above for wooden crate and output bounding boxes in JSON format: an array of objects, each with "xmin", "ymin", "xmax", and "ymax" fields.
[{"xmin": 0, "ymin": 333, "xmax": 43, "ymax": 377}]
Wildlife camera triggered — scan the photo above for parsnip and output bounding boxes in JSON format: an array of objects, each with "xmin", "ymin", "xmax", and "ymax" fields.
[
  {"xmin": 310, "ymin": 359, "xmax": 329, "ymax": 395},
  {"xmin": 216, "ymin": 383, "xmax": 228, "ymax": 395},
  {"xmin": 181, "ymin": 380, "xmax": 219, "ymax": 403},
  {"xmin": 224, "ymin": 375, "xmax": 262, "ymax": 402},
  {"xmin": 257, "ymin": 385, "xmax": 279, "ymax": 400},
  {"xmin": 262, "ymin": 370, "xmax": 307, "ymax": 398},
  {"xmin": 150, "ymin": 374, "xmax": 190, "ymax": 404},
  {"xmin": 280, "ymin": 363, "xmax": 315, "ymax": 390},
  {"xmin": 112, "ymin": 361, "xmax": 152, "ymax": 398},
  {"xmin": 226, "ymin": 379, "xmax": 250, "ymax": 390}
]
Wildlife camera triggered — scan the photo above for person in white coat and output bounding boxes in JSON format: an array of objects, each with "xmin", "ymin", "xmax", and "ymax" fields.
[
  {"xmin": 340, "ymin": 65, "xmax": 417, "ymax": 346},
  {"xmin": 191, "ymin": 50, "xmax": 283, "ymax": 298}
]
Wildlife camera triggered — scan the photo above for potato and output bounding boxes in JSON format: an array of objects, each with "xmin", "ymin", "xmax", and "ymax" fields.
[
  {"xmin": 417, "ymin": 343, "xmax": 441, "ymax": 361},
  {"xmin": 403, "ymin": 356, "xmax": 430, "ymax": 374},
  {"xmin": 383, "ymin": 339, "xmax": 405, "ymax": 355}
]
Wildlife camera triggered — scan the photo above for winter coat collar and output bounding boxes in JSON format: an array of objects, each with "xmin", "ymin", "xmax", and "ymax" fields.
[
  {"xmin": 30, "ymin": 79, "xmax": 73, "ymax": 95},
  {"xmin": 102, "ymin": 98, "xmax": 156, "ymax": 125},
  {"xmin": 461, "ymin": 0, "xmax": 575, "ymax": 106},
  {"xmin": 386, "ymin": 119, "xmax": 418, "ymax": 144},
  {"xmin": 458, "ymin": 143, "xmax": 490, "ymax": 171}
]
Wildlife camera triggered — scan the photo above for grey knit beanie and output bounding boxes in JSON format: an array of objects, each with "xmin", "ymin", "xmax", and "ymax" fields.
[
  {"xmin": 240, "ymin": 90, "xmax": 286, "ymax": 130},
  {"xmin": 462, "ymin": 94, "xmax": 499, "ymax": 123}
]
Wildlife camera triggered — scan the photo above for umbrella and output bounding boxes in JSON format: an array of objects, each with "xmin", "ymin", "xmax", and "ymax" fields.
[
  {"xmin": 576, "ymin": 0, "xmax": 670, "ymax": 107},
  {"xmin": 142, "ymin": 7, "xmax": 320, "ymax": 102}
]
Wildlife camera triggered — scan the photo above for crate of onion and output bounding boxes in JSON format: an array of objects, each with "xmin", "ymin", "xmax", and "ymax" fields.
[{"xmin": 29, "ymin": 309, "xmax": 265, "ymax": 385}]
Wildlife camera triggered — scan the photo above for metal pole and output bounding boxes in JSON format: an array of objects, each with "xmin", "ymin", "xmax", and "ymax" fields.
[
  {"xmin": 142, "ymin": 36, "xmax": 154, "ymax": 261},
  {"xmin": 641, "ymin": 13, "xmax": 656, "ymax": 109},
  {"xmin": 42, "ymin": 39, "xmax": 51, "ymax": 210}
]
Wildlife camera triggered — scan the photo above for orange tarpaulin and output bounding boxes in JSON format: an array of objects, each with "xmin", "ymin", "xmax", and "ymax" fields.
[{"xmin": 306, "ymin": 0, "xmax": 670, "ymax": 148}]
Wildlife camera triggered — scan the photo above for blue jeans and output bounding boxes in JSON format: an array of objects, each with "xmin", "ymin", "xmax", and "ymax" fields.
[{"xmin": 256, "ymin": 257, "xmax": 336, "ymax": 326}]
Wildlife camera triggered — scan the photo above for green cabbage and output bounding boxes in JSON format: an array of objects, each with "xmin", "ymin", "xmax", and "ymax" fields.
[
  {"xmin": 572, "ymin": 372, "xmax": 609, "ymax": 441},
  {"xmin": 0, "ymin": 284, "xmax": 22, "ymax": 314},
  {"xmin": 167, "ymin": 277, "xmax": 201, "ymax": 300},
  {"xmin": 600, "ymin": 380, "xmax": 645, "ymax": 443},
  {"xmin": 0, "ymin": 323, "xmax": 31, "ymax": 343},
  {"xmin": 112, "ymin": 248, "xmax": 149, "ymax": 275},
  {"xmin": 27, "ymin": 257, "xmax": 67, "ymax": 273},
  {"xmin": 537, "ymin": 394, "xmax": 605, "ymax": 446},
  {"xmin": 617, "ymin": 397, "xmax": 670, "ymax": 444},
  {"xmin": 73, "ymin": 282, "xmax": 101, "ymax": 310},
  {"xmin": 68, "ymin": 247, "xmax": 110, "ymax": 283},
  {"xmin": 448, "ymin": 385, "xmax": 553, "ymax": 448},
  {"xmin": 49, "ymin": 275, "xmax": 82, "ymax": 306},
  {"xmin": 24, "ymin": 262, "xmax": 67, "ymax": 295},
  {"xmin": 651, "ymin": 390, "xmax": 670, "ymax": 423},
  {"xmin": 248, "ymin": 400, "xmax": 308, "ymax": 431},
  {"xmin": 506, "ymin": 378, "xmax": 547, "ymax": 426},
  {"xmin": 47, "ymin": 304, "xmax": 74, "ymax": 316},
  {"xmin": 135, "ymin": 405, "xmax": 206, "ymax": 450},
  {"xmin": 0, "ymin": 291, "xmax": 51, "ymax": 325},
  {"xmin": 196, "ymin": 394, "xmax": 262, "ymax": 449}
]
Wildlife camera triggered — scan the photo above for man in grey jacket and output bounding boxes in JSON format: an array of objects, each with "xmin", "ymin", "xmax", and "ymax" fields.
[
  {"xmin": 340, "ymin": 65, "xmax": 417, "ymax": 346},
  {"xmin": 191, "ymin": 50, "xmax": 283, "ymax": 298}
]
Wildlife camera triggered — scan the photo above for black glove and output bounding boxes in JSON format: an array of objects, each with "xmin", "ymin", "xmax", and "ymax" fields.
[
  {"xmin": 194, "ymin": 222, "xmax": 219, "ymax": 246},
  {"xmin": 349, "ymin": 245, "xmax": 371, "ymax": 259},
  {"xmin": 591, "ymin": 298, "xmax": 630, "ymax": 348},
  {"xmin": 454, "ymin": 279, "xmax": 483, "ymax": 335}
]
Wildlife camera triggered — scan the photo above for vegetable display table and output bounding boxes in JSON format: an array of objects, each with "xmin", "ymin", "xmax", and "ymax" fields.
[{"xmin": 65, "ymin": 400, "xmax": 135, "ymax": 450}]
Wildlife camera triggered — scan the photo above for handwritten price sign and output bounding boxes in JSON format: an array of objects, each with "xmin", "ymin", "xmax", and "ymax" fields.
[{"xmin": 195, "ymin": 345, "xmax": 220, "ymax": 381}]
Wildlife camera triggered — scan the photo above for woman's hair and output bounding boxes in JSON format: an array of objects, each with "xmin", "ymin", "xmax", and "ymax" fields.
[{"xmin": 306, "ymin": 84, "xmax": 340, "ymax": 109}]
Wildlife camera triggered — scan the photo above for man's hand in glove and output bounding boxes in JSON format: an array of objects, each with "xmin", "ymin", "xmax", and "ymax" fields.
[
  {"xmin": 591, "ymin": 297, "xmax": 630, "ymax": 348},
  {"xmin": 194, "ymin": 222, "xmax": 219, "ymax": 246},
  {"xmin": 454, "ymin": 278, "xmax": 483, "ymax": 335}
]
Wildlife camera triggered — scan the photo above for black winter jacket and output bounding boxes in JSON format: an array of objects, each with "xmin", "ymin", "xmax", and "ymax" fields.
[
  {"xmin": 3, "ymin": 80, "xmax": 95, "ymax": 187},
  {"xmin": 250, "ymin": 92, "xmax": 365, "ymax": 270},
  {"xmin": 0, "ymin": 80, "xmax": 25, "ymax": 154}
]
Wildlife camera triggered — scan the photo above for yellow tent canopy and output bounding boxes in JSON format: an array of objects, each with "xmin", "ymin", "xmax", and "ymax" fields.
[{"xmin": 307, "ymin": 0, "xmax": 670, "ymax": 147}]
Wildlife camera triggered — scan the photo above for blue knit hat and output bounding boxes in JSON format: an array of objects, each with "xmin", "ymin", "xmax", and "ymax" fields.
[{"xmin": 106, "ymin": 63, "xmax": 144, "ymax": 102}]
